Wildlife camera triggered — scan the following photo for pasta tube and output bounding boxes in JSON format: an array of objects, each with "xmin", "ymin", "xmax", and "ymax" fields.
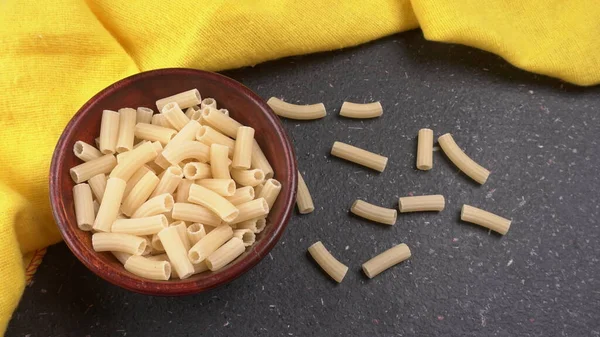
[
  {"xmin": 151, "ymin": 114, "xmax": 173, "ymax": 128},
  {"xmin": 331, "ymin": 141, "xmax": 388, "ymax": 172},
  {"xmin": 161, "ymin": 140, "xmax": 209, "ymax": 165},
  {"xmin": 88, "ymin": 174, "xmax": 107, "ymax": 202},
  {"xmin": 188, "ymin": 225, "xmax": 233, "ymax": 263},
  {"xmin": 251, "ymin": 140, "xmax": 274, "ymax": 179},
  {"xmin": 121, "ymin": 171, "xmax": 160, "ymax": 216},
  {"xmin": 155, "ymin": 89, "xmax": 201, "ymax": 111},
  {"xmin": 73, "ymin": 141, "xmax": 102, "ymax": 162},
  {"xmin": 183, "ymin": 162, "xmax": 211, "ymax": 180},
  {"xmin": 362, "ymin": 243, "xmax": 411, "ymax": 278},
  {"xmin": 257, "ymin": 178, "xmax": 281, "ymax": 209},
  {"xmin": 196, "ymin": 125, "xmax": 235, "ymax": 155},
  {"xmin": 232, "ymin": 126, "xmax": 255, "ymax": 169},
  {"xmin": 296, "ymin": 171, "xmax": 314, "ymax": 214},
  {"xmin": 461, "ymin": 205, "xmax": 511, "ymax": 235},
  {"xmin": 157, "ymin": 227, "xmax": 195, "ymax": 279},
  {"xmin": 438, "ymin": 133, "xmax": 490, "ymax": 184},
  {"xmin": 92, "ymin": 233, "xmax": 146, "ymax": 255},
  {"xmin": 351, "ymin": 200, "xmax": 397, "ymax": 225},
  {"xmin": 70, "ymin": 154, "xmax": 117, "ymax": 183},
  {"xmin": 171, "ymin": 203, "xmax": 222, "ymax": 226},
  {"xmin": 161, "ymin": 102, "xmax": 190, "ymax": 131},
  {"xmin": 339, "ymin": 101, "xmax": 382, "ymax": 119},
  {"xmin": 233, "ymin": 229, "xmax": 255, "ymax": 247},
  {"xmin": 210, "ymin": 144, "xmax": 231, "ymax": 179},
  {"xmin": 224, "ymin": 186, "xmax": 255, "ymax": 206},
  {"xmin": 416, "ymin": 128, "xmax": 433, "ymax": 170},
  {"xmin": 201, "ymin": 97, "xmax": 216, "ymax": 109},
  {"xmin": 267, "ymin": 97, "xmax": 326, "ymax": 120},
  {"xmin": 186, "ymin": 223, "xmax": 206, "ymax": 244},
  {"xmin": 200, "ymin": 107, "xmax": 242, "ymax": 138},
  {"xmin": 99, "ymin": 110, "xmax": 120, "ymax": 154},
  {"xmin": 307, "ymin": 241, "xmax": 348, "ymax": 283},
  {"xmin": 134, "ymin": 123, "xmax": 177, "ymax": 145},
  {"xmin": 205, "ymin": 237, "xmax": 245, "ymax": 271},
  {"xmin": 136, "ymin": 107, "xmax": 154, "ymax": 124},
  {"xmin": 131, "ymin": 193, "xmax": 174, "ymax": 218},
  {"xmin": 228, "ymin": 198, "xmax": 269, "ymax": 225},
  {"xmin": 109, "ymin": 142, "xmax": 159, "ymax": 181},
  {"xmin": 231, "ymin": 168, "xmax": 265, "ymax": 187},
  {"xmin": 175, "ymin": 179, "xmax": 194, "ymax": 203},
  {"xmin": 188, "ymin": 184, "xmax": 239, "ymax": 222},
  {"xmin": 116, "ymin": 108, "xmax": 137, "ymax": 153},
  {"xmin": 73, "ymin": 183, "xmax": 94, "ymax": 231},
  {"xmin": 123, "ymin": 165, "xmax": 152, "ymax": 198},
  {"xmin": 197, "ymin": 179, "xmax": 236, "ymax": 197},
  {"xmin": 150, "ymin": 166, "xmax": 183, "ymax": 198},
  {"xmin": 111, "ymin": 214, "xmax": 169, "ymax": 235},
  {"xmin": 93, "ymin": 178, "xmax": 126, "ymax": 232},
  {"xmin": 399, "ymin": 195, "xmax": 445, "ymax": 213},
  {"xmin": 124, "ymin": 255, "xmax": 171, "ymax": 281}
]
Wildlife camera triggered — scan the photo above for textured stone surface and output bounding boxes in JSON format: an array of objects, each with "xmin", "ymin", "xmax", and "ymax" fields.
[{"xmin": 8, "ymin": 31, "xmax": 600, "ymax": 336}]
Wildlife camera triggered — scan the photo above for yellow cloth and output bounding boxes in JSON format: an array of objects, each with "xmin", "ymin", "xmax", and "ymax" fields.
[{"xmin": 0, "ymin": 0, "xmax": 598, "ymax": 333}]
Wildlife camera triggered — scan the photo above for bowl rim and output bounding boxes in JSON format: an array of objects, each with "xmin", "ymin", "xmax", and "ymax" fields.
[{"xmin": 49, "ymin": 68, "xmax": 297, "ymax": 295}]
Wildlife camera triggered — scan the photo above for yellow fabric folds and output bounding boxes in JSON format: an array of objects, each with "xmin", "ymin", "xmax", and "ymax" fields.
[{"xmin": 1, "ymin": 0, "xmax": 598, "ymax": 333}]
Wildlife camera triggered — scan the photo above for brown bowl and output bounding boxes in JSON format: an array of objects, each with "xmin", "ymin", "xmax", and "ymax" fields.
[{"xmin": 49, "ymin": 68, "xmax": 297, "ymax": 295}]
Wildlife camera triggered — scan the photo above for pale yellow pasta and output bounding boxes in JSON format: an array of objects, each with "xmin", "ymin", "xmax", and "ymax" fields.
[
  {"xmin": 205, "ymin": 237, "xmax": 245, "ymax": 271},
  {"xmin": 134, "ymin": 123, "xmax": 177, "ymax": 145},
  {"xmin": 186, "ymin": 223, "xmax": 206, "ymax": 244},
  {"xmin": 117, "ymin": 141, "xmax": 162, "ymax": 164},
  {"xmin": 169, "ymin": 221, "xmax": 191, "ymax": 252},
  {"xmin": 151, "ymin": 234, "xmax": 165, "ymax": 253},
  {"xmin": 92, "ymin": 232, "xmax": 146, "ymax": 255},
  {"xmin": 171, "ymin": 203, "xmax": 222, "ymax": 226},
  {"xmin": 210, "ymin": 144, "xmax": 231, "ymax": 179},
  {"xmin": 150, "ymin": 166, "xmax": 183, "ymax": 198},
  {"xmin": 416, "ymin": 128, "xmax": 433, "ymax": 170},
  {"xmin": 92, "ymin": 199, "xmax": 100, "ymax": 215},
  {"xmin": 116, "ymin": 108, "xmax": 137, "ymax": 153},
  {"xmin": 70, "ymin": 154, "xmax": 117, "ymax": 183},
  {"xmin": 188, "ymin": 184, "xmax": 239, "ymax": 222},
  {"xmin": 164, "ymin": 120, "xmax": 201, "ymax": 152},
  {"xmin": 251, "ymin": 140, "xmax": 274, "ymax": 179},
  {"xmin": 111, "ymin": 214, "xmax": 168, "ymax": 235},
  {"xmin": 175, "ymin": 179, "xmax": 194, "ymax": 203},
  {"xmin": 157, "ymin": 226, "xmax": 195, "ymax": 279},
  {"xmin": 120, "ymin": 171, "xmax": 160, "ymax": 216},
  {"xmin": 188, "ymin": 225, "xmax": 233, "ymax": 263},
  {"xmin": 267, "ymin": 97, "xmax": 326, "ymax": 120},
  {"xmin": 88, "ymin": 174, "xmax": 107, "ymax": 202},
  {"xmin": 197, "ymin": 179, "xmax": 236, "ymax": 197},
  {"xmin": 73, "ymin": 141, "xmax": 102, "ymax": 162},
  {"xmin": 438, "ymin": 133, "xmax": 490, "ymax": 184},
  {"xmin": 136, "ymin": 107, "xmax": 154, "ymax": 124},
  {"xmin": 131, "ymin": 193, "xmax": 174, "ymax": 218},
  {"xmin": 219, "ymin": 108, "xmax": 229, "ymax": 116},
  {"xmin": 233, "ymin": 229, "xmax": 255, "ymax": 247},
  {"xmin": 351, "ymin": 200, "xmax": 397, "ymax": 225},
  {"xmin": 331, "ymin": 141, "xmax": 388, "ymax": 172},
  {"xmin": 161, "ymin": 140, "xmax": 209, "ymax": 165},
  {"xmin": 339, "ymin": 101, "xmax": 383, "ymax": 119},
  {"xmin": 99, "ymin": 110, "xmax": 120, "ymax": 154},
  {"xmin": 224, "ymin": 186, "xmax": 255, "ymax": 206},
  {"xmin": 296, "ymin": 171, "xmax": 314, "ymax": 214},
  {"xmin": 461, "ymin": 205, "xmax": 511, "ymax": 235},
  {"xmin": 200, "ymin": 107, "xmax": 242, "ymax": 139},
  {"xmin": 124, "ymin": 255, "xmax": 171, "ymax": 281},
  {"xmin": 399, "ymin": 195, "xmax": 445, "ymax": 213},
  {"xmin": 161, "ymin": 102, "xmax": 190, "ymax": 131},
  {"xmin": 153, "ymin": 153, "xmax": 172, "ymax": 170},
  {"xmin": 112, "ymin": 251, "xmax": 132, "ymax": 265},
  {"xmin": 73, "ymin": 183, "xmax": 94, "ymax": 231},
  {"xmin": 196, "ymin": 125, "xmax": 235, "ymax": 156},
  {"xmin": 362, "ymin": 243, "xmax": 411, "ymax": 278},
  {"xmin": 141, "ymin": 236, "xmax": 153, "ymax": 255},
  {"xmin": 183, "ymin": 162, "xmax": 211, "ymax": 180},
  {"xmin": 228, "ymin": 198, "xmax": 269, "ymax": 225},
  {"xmin": 147, "ymin": 254, "xmax": 208, "ymax": 278},
  {"xmin": 93, "ymin": 178, "xmax": 126, "ymax": 232},
  {"xmin": 185, "ymin": 105, "xmax": 200, "ymax": 119},
  {"xmin": 123, "ymin": 165, "xmax": 152, "ymax": 198},
  {"xmin": 253, "ymin": 183, "xmax": 265, "ymax": 197},
  {"xmin": 201, "ymin": 97, "xmax": 217, "ymax": 109},
  {"xmin": 255, "ymin": 218, "xmax": 267, "ymax": 233},
  {"xmin": 307, "ymin": 241, "xmax": 348, "ymax": 283},
  {"xmin": 231, "ymin": 168, "xmax": 265, "ymax": 187},
  {"xmin": 232, "ymin": 126, "xmax": 255, "ymax": 169},
  {"xmin": 236, "ymin": 218, "xmax": 258, "ymax": 232},
  {"xmin": 258, "ymin": 178, "xmax": 281, "ymax": 209},
  {"xmin": 110, "ymin": 142, "xmax": 159, "ymax": 181},
  {"xmin": 151, "ymin": 114, "xmax": 173, "ymax": 128},
  {"xmin": 155, "ymin": 89, "xmax": 201, "ymax": 111}
]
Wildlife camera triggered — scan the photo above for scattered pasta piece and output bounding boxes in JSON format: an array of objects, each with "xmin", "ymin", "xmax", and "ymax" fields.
[
  {"xmin": 339, "ymin": 101, "xmax": 382, "ymax": 119},
  {"xmin": 351, "ymin": 200, "xmax": 397, "ymax": 225},
  {"xmin": 399, "ymin": 195, "xmax": 445, "ymax": 213},
  {"xmin": 362, "ymin": 243, "xmax": 411, "ymax": 278},
  {"xmin": 416, "ymin": 128, "xmax": 433, "ymax": 170},
  {"xmin": 461, "ymin": 205, "xmax": 511, "ymax": 235},
  {"xmin": 307, "ymin": 241, "xmax": 348, "ymax": 283},
  {"xmin": 438, "ymin": 133, "xmax": 490, "ymax": 184},
  {"xmin": 296, "ymin": 171, "xmax": 314, "ymax": 214},
  {"xmin": 331, "ymin": 141, "xmax": 388, "ymax": 172},
  {"xmin": 267, "ymin": 97, "xmax": 326, "ymax": 120}
]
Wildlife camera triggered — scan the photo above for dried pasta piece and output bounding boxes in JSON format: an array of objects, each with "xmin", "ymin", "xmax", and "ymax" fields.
[
  {"xmin": 93, "ymin": 178, "xmax": 127, "ymax": 232},
  {"xmin": 205, "ymin": 237, "xmax": 245, "ymax": 271},
  {"xmin": 121, "ymin": 171, "xmax": 160, "ymax": 216},
  {"xmin": 169, "ymin": 221, "xmax": 191, "ymax": 252},
  {"xmin": 438, "ymin": 133, "xmax": 490, "ymax": 184},
  {"xmin": 183, "ymin": 162, "xmax": 211, "ymax": 180},
  {"xmin": 73, "ymin": 141, "xmax": 102, "ymax": 162},
  {"xmin": 232, "ymin": 126, "xmax": 255, "ymax": 169},
  {"xmin": 224, "ymin": 186, "xmax": 255, "ymax": 206},
  {"xmin": 150, "ymin": 166, "xmax": 183, "ymax": 198},
  {"xmin": 99, "ymin": 110, "xmax": 120, "ymax": 154},
  {"xmin": 331, "ymin": 141, "xmax": 388, "ymax": 172},
  {"xmin": 233, "ymin": 229, "xmax": 255, "ymax": 247},
  {"xmin": 351, "ymin": 200, "xmax": 397, "ymax": 225},
  {"xmin": 175, "ymin": 179, "xmax": 194, "ymax": 203},
  {"xmin": 123, "ymin": 165, "xmax": 152, "ymax": 198},
  {"xmin": 116, "ymin": 108, "xmax": 137, "ymax": 153},
  {"xmin": 231, "ymin": 168, "xmax": 265, "ymax": 187},
  {"xmin": 88, "ymin": 174, "xmax": 107, "ymax": 202},
  {"xmin": 151, "ymin": 114, "xmax": 173, "ymax": 128},
  {"xmin": 296, "ymin": 171, "xmax": 314, "ymax": 214},
  {"xmin": 186, "ymin": 223, "xmax": 206, "ymax": 244},
  {"xmin": 131, "ymin": 193, "xmax": 174, "ymax": 218},
  {"xmin": 134, "ymin": 123, "xmax": 177, "ymax": 145},
  {"xmin": 136, "ymin": 107, "xmax": 154, "ymax": 124},
  {"xmin": 362, "ymin": 243, "xmax": 411, "ymax": 278},
  {"xmin": 161, "ymin": 102, "xmax": 190, "ymax": 131},
  {"xmin": 201, "ymin": 97, "xmax": 217, "ymax": 109},
  {"xmin": 110, "ymin": 142, "xmax": 159, "ymax": 181},
  {"xmin": 155, "ymin": 89, "xmax": 201, "ymax": 111},
  {"xmin": 416, "ymin": 128, "xmax": 434, "ymax": 170},
  {"xmin": 251, "ymin": 140, "xmax": 274, "ymax": 179},
  {"xmin": 171, "ymin": 202, "xmax": 222, "ymax": 226},
  {"xmin": 228, "ymin": 198, "xmax": 269, "ymax": 225},
  {"xmin": 188, "ymin": 225, "xmax": 233, "ymax": 263},
  {"xmin": 461, "ymin": 205, "xmax": 511, "ymax": 235},
  {"xmin": 200, "ymin": 107, "xmax": 242, "ymax": 139},
  {"xmin": 70, "ymin": 154, "xmax": 117, "ymax": 183},
  {"xmin": 72, "ymin": 183, "xmax": 94, "ymax": 231},
  {"xmin": 399, "ymin": 195, "xmax": 445, "ymax": 213},
  {"xmin": 111, "ymin": 214, "xmax": 169, "ymax": 235},
  {"xmin": 196, "ymin": 125, "xmax": 235, "ymax": 155},
  {"xmin": 258, "ymin": 178, "xmax": 281, "ymax": 209},
  {"xmin": 161, "ymin": 140, "xmax": 209, "ymax": 165},
  {"xmin": 197, "ymin": 178, "xmax": 236, "ymax": 197},
  {"xmin": 339, "ymin": 101, "xmax": 382, "ymax": 119},
  {"xmin": 307, "ymin": 241, "xmax": 348, "ymax": 283},
  {"xmin": 267, "ymin": 97, "xmax": 326, "ymax": 120},
  {"xmin": 187, "ymin": 184, "xmax": 239, "ymax": 222},
  {"xmin": 92, "ymin": 233, "xmax": 146, "ymax": 255},
  {"xmin": 124, "ymin": 255, "xmax": 171, "ymax": 281},
  {"xmin": 210, "ymin": 144, "xmax": 231, "ymax": 179},
  {"xmin": 157, "ymin": 226, "xmax": 195, "ymax": 279}
]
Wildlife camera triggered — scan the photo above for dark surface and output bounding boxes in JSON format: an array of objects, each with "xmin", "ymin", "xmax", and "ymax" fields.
[
  {"xmin": 49, "ymin": 69, "xmax": 297, "ymax": 295},
  {"xmin": 8, "ymin": 31, "xmax": 600, "ymax": 336}
]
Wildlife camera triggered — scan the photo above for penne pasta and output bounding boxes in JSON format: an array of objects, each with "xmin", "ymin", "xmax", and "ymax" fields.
[
  {"xmin": 183, "ymin": 162, "xmax": 211, "ymax": 180},
  {"xmin": 112, "ymin": 251, "xmax": 132, "ymax": 265},
  {"xmin": 197, "ymin": 179, "xmax": 236, "ymax": 197},
  {"xmin": 255, "ymin": 218, "xmax": 267, "ymax": 233},
  {"xmin": 161, "ymin": 102, "xmax": 190, "ymax": 131},
  {"xmin": 157, "ymin": 227, "xmax": 195, "ymax": 279},
  {"xmin": 175, "ymin": 179, "xmax": 194, "ymax": 203},
  {"xmin": 210, "ymin": 144, "xmax": 231, "ymax": 179},
  {"xmin": 70, "ymin": 154, "xmax": 117, "ymax": 183},
  {"xmin": 296, "ymin": 171, "xmax": 314, "ymax": 214},
  {"xmin": 254, "ymin": 183, "xmax": 264, "ymax": 197},
  {"xmin": 187, "ymin": 184, "xmax": 239, "ymax": 222},
  {"xmin": 186, "ymin": 223, "xmax": 206, "ymax": 244},
  {"xmin": 151, "ymin": 234, "xmax": 165, "ymax": 253},
  {"xmin": 399, "ymin": 195, "xmax": 445, "ymax": 213},
  {"xmin": 331, "ymin": 141, "xmax": 388, "ymax": 172},
  {"xmin": 116, "ymin": 108, "xmax": 137, "ymax": 153},
  {"xmin": 339, "ymin": 101, "xmax": 383, "ymax": 119},
  {"xmin": 73, "ymin": 141, "xmax": 102, "ymax": 162},
  {"xmin": 231, "ymin": 168, "xmax": 265, "ymax": 187},
  {"xmin": 123, "ymin": 165, "xmax": 151, "ymax": 199},
  {"xmin": 124, "ymin": 255, "xmax": 171, "ymax": 281},
  {"xmin": 258, "ymin": 178, "xmax": 282, "ymax": 209},
  {"xmin": 232, "ymin": 126, "xmax": 255, "ymax": 169},
  {"xmin": 92, "ymin": 232, "xmax": 146, "ymax": 255},
  {"xmin": 169, "ymin": 221, "xmax": 191, "ymax": 252},
  {"xmin": 161, "ymin": 140, "xmax": 209, "ymax": 165},
  {"xmin": 109, "ymin": 142, "xmax": 159, "ymax": 181},
  {"xmin": 196, "ymin": 125, "xmax": 235, "ymax": 155},
  {"xmin": 164, "ymin": 120, "xmax": 201, "ymax": 152},
  {"xmin": 224, "ymin": 186, "xmax": 255, "ymax": 206},
  {"xmin": 233, "ymin": 229, "xmax": 255, "ymax": 247},
  {"xmin": 136, "ymin": 107, "xmax": 154, "ymax": 124},
  {"xmin": 72, "ymin": 183, "xmax": 95, "ymax": 231},
  {"xmin": 188, "ymin": 225, "xmax": 233, "ymax": 264},
  {"xmin": 267, "ymin": 97, "xmax": 326, "ymax": 120},
  {"xmin": 150, "ymin": 166, "xmax": 183, "ymax": 198},
  {"xmin": 111, "ymin": 214, "xmax": 169, "ymax": 235},
  {"xmin": 362, "ymin": 243, "xmax": 411, "ymax": 278},
  {"xmin": 228, "ymin": 198, "xmax": 269, "ymax": 225},
  {"xmin": 92, "ymin": 199, "xmax": 100, "ymax": 216},
  {"xmin": 200, "ymin": 107, "xmax": 242, "ymax": 139},
  {"xmin": 151, "ymin": 113, "xmax": 174, "ymax": 128},
  {"xmin": 120, "ymin": 171, "xmax": 160, "ymax": 216},
  {"xmin": 201, "ymin": 97, "xmax": 216, "ymax": 109},
  {"xmin": 416, "ymin": 128, "xmax": 433, "ymax": 170},
  {"xmin": 134, "ymin": 123, "xmax": 177, "ymax": 145},
  {"xmin": 307, "ymin": 241, "xmax": 348, "ymax": 283},
  {"xmin": 461, "ymin": 205, "xmax": 511, "ymax": 235},
  {"xmin": 171, "ymin": 202, "xmax": 222, "ymax": 226},
  {"xmin": 185, "ymin": 105, "xmax": 201, "ymax": 119},
  {"xmin": 88, "ymin": 174, "xmax": 107, "ymax": 202},
  {"xmin": 156, "ymin": 89, "xmax": 201, "ymax": 111},
  {"xmin": 205, "ymin": 237, "xmax": 245, "ymax": 271},
  {"xmin": 236, "ymin": 218, "xmax": 258, "ymax": 233},
  {"xmin": 438, "ymin": 133, "xmax": 490, "ymax": 184},
  {"xmin": 351, "ymin": 200, "xmax": 397, "ymax": 225},
  {"xmin": 116, "ymin": 141, "xmax": 162, "ymax": 164},
  {"xmin": 99, "ymin": 110, "xmax": 120, "ymax": 154},
  {"xmin": 251, "ymin": 140, "xmax": 274, "ymax": 179},
  {"xmin": 131, "ymin": 193, "xmax": 174, "ymax": 218},
  {"xmin": 93, "ymin": 178, "xmax": 127, "ymax": 232}
]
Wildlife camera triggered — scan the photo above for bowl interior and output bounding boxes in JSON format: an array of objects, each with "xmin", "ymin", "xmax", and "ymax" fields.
[{"xmin": 50, "ymin": 69, "xmax": 297, "ymax": 295}]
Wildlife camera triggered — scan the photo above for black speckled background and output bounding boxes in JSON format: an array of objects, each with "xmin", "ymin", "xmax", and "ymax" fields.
[{"xmin": 7, "ymin": 31, "xmax": 600, "ymax": 337}]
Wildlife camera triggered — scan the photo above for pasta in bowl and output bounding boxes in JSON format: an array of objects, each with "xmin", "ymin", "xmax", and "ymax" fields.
[{"xmin": 50, "ymin": 68, "xmax": 297, "ymax": 295}]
